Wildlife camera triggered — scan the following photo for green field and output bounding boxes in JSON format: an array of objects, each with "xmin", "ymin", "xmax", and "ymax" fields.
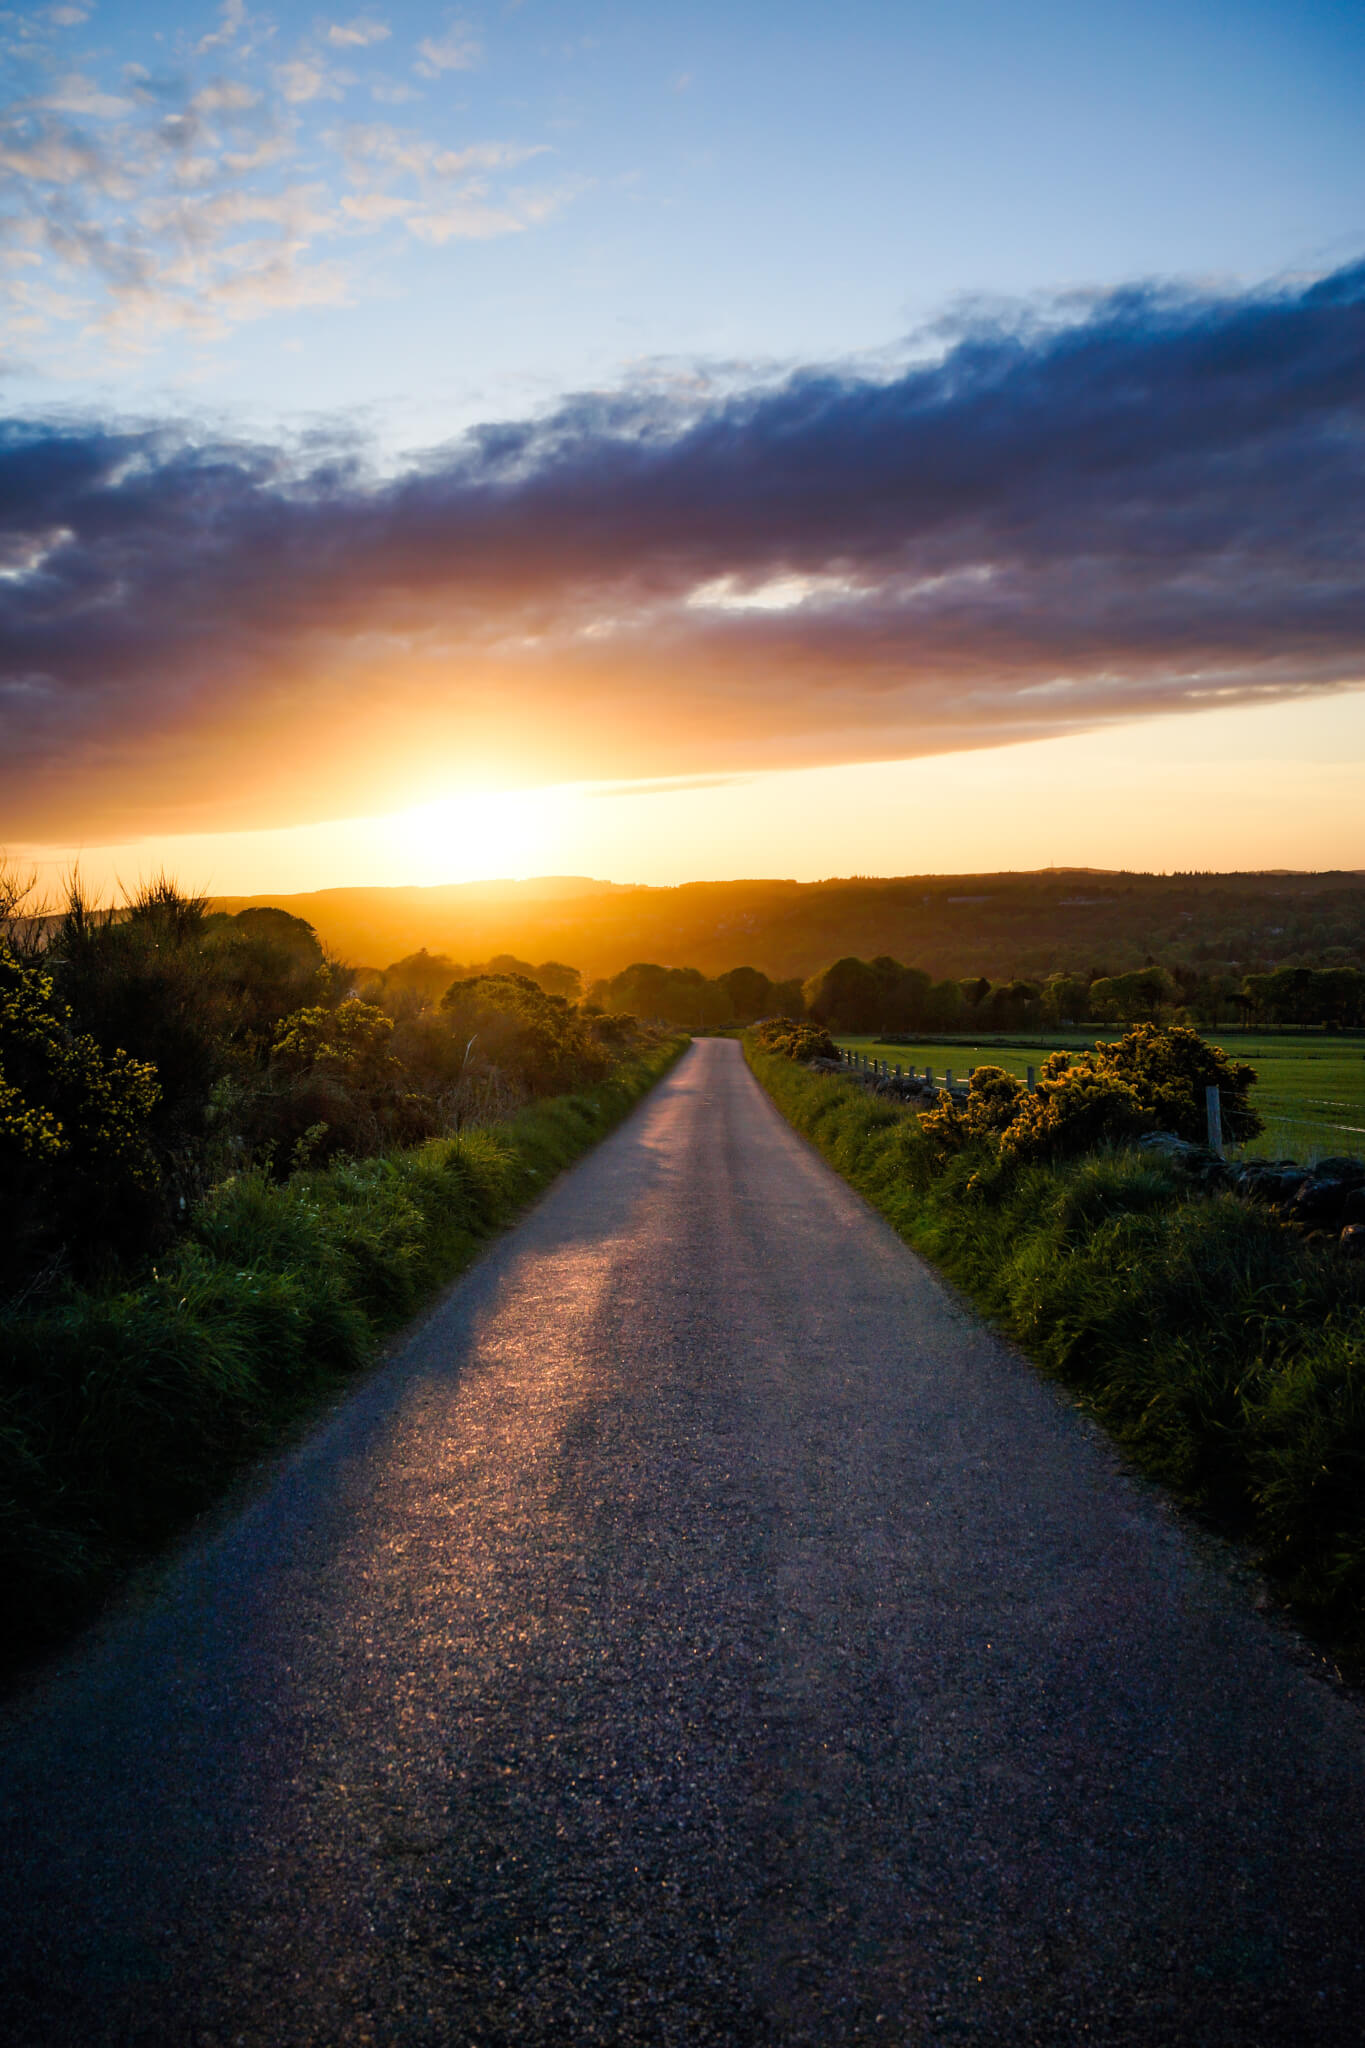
[{"xmin": 836, "ymin": 1032, "xmax": 1365, "ymax": 1163}]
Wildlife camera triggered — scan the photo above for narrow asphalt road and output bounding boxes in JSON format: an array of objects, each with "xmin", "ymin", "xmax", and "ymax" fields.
[{"xmin": 2, "ymin": 1038, "xmax": 1364, "ymax": 2046}]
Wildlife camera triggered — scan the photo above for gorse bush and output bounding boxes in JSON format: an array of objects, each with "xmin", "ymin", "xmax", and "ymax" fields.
[
  {"xmin": 923, "ymin": 1025, "xmax": 1262, "ymax": 1165},
  {"xmin": 752, "ymin": 1016, "xmax": 838, "ymax": 1061},
  {"xmin": 0, "ymin": 939, "xmax": 161, "ymax": 1285},
  {"xmin": 271, "ymin": 997, "xmax": 398, "ymax": 1083},
  {"xmin": 1097, "ymin": 1023, "xmax": 1260, "ymax": 1143},
  {"xmin": 920, "ymin": 1063, "xmax": 1026, "ymax": 1153},
  {"xmin": 999, "ymin": 1058, "xmax": 1149, "ymax": 1163},
  {"xmin": 747, "ymin": 1036, "xmax": 1365, "ymax": 1665}
]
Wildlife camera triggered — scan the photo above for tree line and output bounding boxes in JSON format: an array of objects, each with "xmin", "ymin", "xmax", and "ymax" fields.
[
  {"xmin": 581, "ymin": 953, "xmax": 1365, "ymax": 1034},
  {"xmin": 801, "ymin": 957, "xmax": 1365, "ymax": 1033}
]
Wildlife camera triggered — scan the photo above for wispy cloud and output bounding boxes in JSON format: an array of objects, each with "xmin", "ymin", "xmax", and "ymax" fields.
[
  {"xmin": 414, "ymin": 23, "xmax": 481, "ymax": 78},
  {"xmin": 334, "ymin": 120, "xmax": 552, "ymax": 243},
  {"xmin": 272, "ymin": 57, "xmax": 346, "ymax": 105},
  {"xmin": 195, "ymin": 0, "xmax": 247, "ymax": 58},
  {"xmin": 1, "ymin": 263, "xmax": 1362, "ymax": 838},
  {"xmin": 37, "ymin": 74, "xmax": 134, "ymax": 119},
  {"xmin": 0, "ymin": 0, "xmax": 568, "ymax": 352},
  {"xmin": 326, "ymin": 16, "xmax": 389, "ymax": 50}
]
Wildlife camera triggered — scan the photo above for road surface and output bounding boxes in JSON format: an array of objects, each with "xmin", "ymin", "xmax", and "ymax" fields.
[{"xmin": 1, "ymin": 1038, "xmax": 1363, "ymax": 2045}]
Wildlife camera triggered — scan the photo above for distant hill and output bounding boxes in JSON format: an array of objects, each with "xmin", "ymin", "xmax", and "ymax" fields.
[{"xmin": 208, "ymin": 871, "xmax": 1365, "ymax": 983}]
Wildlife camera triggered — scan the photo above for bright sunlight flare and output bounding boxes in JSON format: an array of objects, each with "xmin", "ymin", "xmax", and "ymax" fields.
[{"xmin": 387, "ymin": 789, "xmax": 564, "ymax": 886}]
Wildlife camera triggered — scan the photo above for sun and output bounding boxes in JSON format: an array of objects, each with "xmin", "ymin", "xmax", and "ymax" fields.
[{"xmin": 388, "ymin": 788, "xmax": 560, "ymax": 885}]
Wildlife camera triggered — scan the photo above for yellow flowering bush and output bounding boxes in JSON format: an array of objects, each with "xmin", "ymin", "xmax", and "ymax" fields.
[
  {"xmin": 0, "ymin": 939, "xmax": 160, "ymax": 1278},
  {"xmin": 270, "ymin": 998, "xmax": 397, "ymax": 1084}
]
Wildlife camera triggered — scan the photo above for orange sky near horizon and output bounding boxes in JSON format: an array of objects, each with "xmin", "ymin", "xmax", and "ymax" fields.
[{"xmin": 12, "ymin": 691, "xmax": 1364, "ymax": 907}]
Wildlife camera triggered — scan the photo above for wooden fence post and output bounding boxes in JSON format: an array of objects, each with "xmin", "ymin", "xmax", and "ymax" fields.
[{"xmin": 1206, "ymin": 1084, "xmax": 1223, "ymax": 1155}]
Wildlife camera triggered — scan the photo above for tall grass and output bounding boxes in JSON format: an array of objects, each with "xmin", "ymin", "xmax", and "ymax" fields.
[
  {"xmin": 0, "ymin": 1041, "xmax": 685, "ymax": 1661},
  {"xmin": 748, "ymin": 1042, "xmax": 1365, "ymax": 1664}
]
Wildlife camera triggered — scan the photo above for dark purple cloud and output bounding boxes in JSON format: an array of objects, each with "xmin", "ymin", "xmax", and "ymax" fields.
[{"xmin": 2, "ymin": 260, "xmax": 1364, "ymax": 838}]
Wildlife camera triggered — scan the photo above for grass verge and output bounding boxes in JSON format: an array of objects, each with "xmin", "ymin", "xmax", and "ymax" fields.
[
  {"xmin": 0, "ymin": 1039, "xmax": 687, "ymax": 1664},
  {"xmin": 747, "ymin": 1039, "xmax": 1365, "ymax": 1670}
]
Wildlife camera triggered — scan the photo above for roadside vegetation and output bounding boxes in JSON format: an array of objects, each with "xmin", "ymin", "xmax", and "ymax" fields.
[
  {"xmin": 838, "ymin": 1032, "xmax": 1365, "ymax": 1163},
  {"xmin": 580, "ymin": 951, "xmax": 1365, "ymax": 1154},
  {"xmin": 0, "ymin": 872, "xmax": 682, "ymax": 1661},
  {"xmin": 747, "ymin": 1024, "xmax": 1365, "ymax": 1670}
]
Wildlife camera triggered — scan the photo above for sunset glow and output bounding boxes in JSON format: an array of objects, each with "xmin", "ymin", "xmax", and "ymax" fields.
[
  {"xmin": 13, "ymin": 690, "xmax": 1363, "ymax": 905},
  {"xmin": 0, "ymin": 0, "xmax": 1361, "ymax": 889},
  {"xmin": 385, "ymin": 790, "xmax": 564, "ymax": 887}
]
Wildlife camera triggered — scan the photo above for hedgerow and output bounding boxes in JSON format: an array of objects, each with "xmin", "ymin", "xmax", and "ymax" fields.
[
  {"xmin": 0, "ymin": 1039, "xmax": 685, "ymax": 1662},
  {"xmin": 746, "ymin": 1036, "xmax": 1365, "ymax": 1667}
]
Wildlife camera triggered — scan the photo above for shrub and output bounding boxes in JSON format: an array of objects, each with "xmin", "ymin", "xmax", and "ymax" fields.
[
  {"xmin": 921, "ymin": 1064, "xmax": 1026, "ymax": 1153},
  {"xmin": 753, "ymin": 1017, "xmax": 838, "ymax": 1061},
  {"xmin": 271, "ymin": 998, "xmax": 398, "ymax": 1085},
  {"xmin": 921, "ymin": 1027, "xmax": 1261, "ymax": 1165},
  {"xmin": 0, "ymin": 939, "xmax": 160, "ymax": 1282},
  {"xmin": 439, "ymin": 974, "xmax": 610, "ymax": 1096},
  {"xmin": 1000, "ymin": 1056, "xmax": 1149, "ymax": 1163},
  {"xmin": 1095, "ymin": 1023, "xmax": 1261, "ymax": 1144}
]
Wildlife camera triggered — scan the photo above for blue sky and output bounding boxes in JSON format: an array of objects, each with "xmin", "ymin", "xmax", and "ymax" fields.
[
  {"xmin": 5, "ymin": 0, "xmax": 1363, "ymax": 443},
  {"xmin": 2, "ymin": 0, "xmax": 1363, "ymax": 887}
]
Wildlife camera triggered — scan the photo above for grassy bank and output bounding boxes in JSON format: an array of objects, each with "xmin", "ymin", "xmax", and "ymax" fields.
[
  {"xmin": 748, "ymin": 1040, "xmax": 1365, "ymax": 1665},
  {"xmin": 1, "ymin": 1039, "xmax": 686, "ymax": 1662}
]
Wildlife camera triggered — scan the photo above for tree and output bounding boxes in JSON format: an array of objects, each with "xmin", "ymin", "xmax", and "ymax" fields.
[
  {"xmin": 717, "ymin": 965, "xmax": 773, "ymax": 1022},
  {"xmin": 534, "ymin": 961, "xmax": 583, "ymax": 1001},
  {"xmin": 382, "ymin": 949, "xmax": 465, "ymax": 1004},
  {"xmin": 805, "ymin": 957, "xmax": 885, "ymax": 1033},
  {"xmin": 1041, "ymin": 973, "xmax": 1089, "ymax": 1026}
]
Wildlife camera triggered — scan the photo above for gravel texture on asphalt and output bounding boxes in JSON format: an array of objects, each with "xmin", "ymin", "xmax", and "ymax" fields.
[{"xmin": 1, "ymin": 1037, "xmax": 1364, "ymax": 2046}]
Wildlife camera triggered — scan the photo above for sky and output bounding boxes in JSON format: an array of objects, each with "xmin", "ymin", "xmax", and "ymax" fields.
[{"xmin": 1, "ymin": 0, "xmax": 1363, "ymax": 894}]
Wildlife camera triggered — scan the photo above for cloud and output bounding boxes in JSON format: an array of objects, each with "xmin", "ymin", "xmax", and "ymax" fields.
[
  {"xmin": 191, "ymin": 81, "xmax": 261, "ymax": 116},
  {"xmin": 327, "ymin": 16, "xmax": 389, "ymax": 48},
  {"xmin": 0, "ymin": 8, "xmax": 562, "ymax": 348},
  {"xmin": 272, "ymin": 59, "xmax": 346, "ymax": 105},
  {"xmin": 195, "ymin": 0, "xmax": 247, "ymax": 57},
  {"xmin": 334, "ymin": 122, "xmax": 553, "ymax": 242},
  {"xmin": 414, "ymin": 24, "xmax": 480, "ymax": 77},
  {"xmin": 1, "ymin": 262, "xmax": 1363, "ymax": 837},
  {"xmin": 404, "ymin": 196, "xmax": 526, "ymax": 242},
  {"xmin": 38, "ymin": 74, "xmax": 134, "ymax": 119},
  {"xmin": 337, "ymin": 123, "xmax": 545, "ymax": 183}
]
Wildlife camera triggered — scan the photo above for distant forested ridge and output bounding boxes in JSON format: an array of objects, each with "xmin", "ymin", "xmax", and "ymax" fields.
[{"xmin": 211, "ymin": 870, "xmax": 1365, "ymax": 995}]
